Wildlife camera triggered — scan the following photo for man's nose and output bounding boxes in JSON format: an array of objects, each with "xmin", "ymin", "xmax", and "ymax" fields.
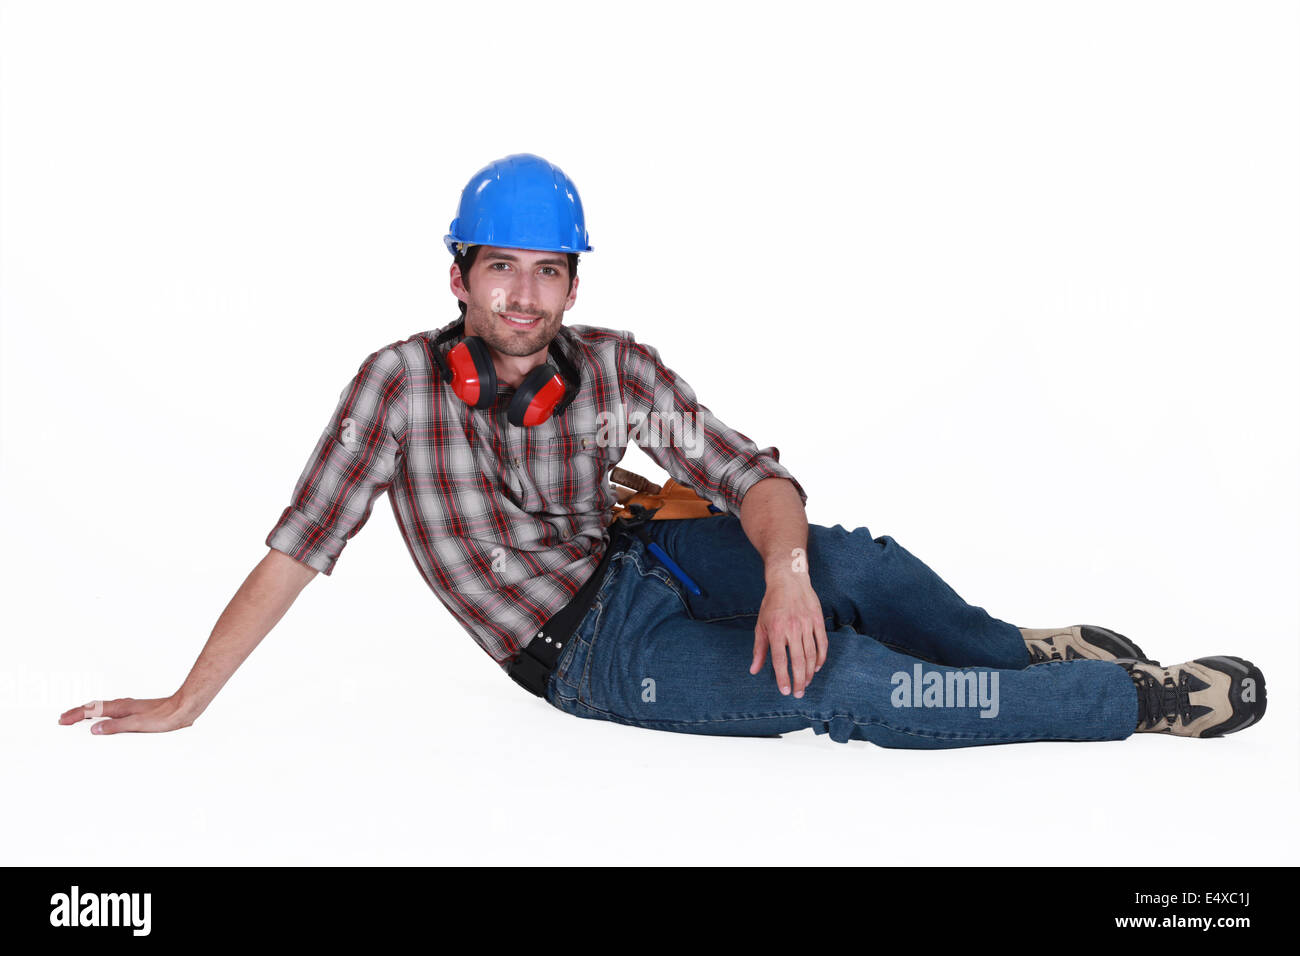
[
  {"xmin": 512, "ymin": 269, "xmax": 541, "ymax": 303},
  {"xmin": 506, "ymin": 279, "xmax": 542, "ymax": 313}
]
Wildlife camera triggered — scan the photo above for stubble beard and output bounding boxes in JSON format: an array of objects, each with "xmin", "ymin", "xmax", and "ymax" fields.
[{"xmin": 465, "ymin": 300, "xmax": 561, "ymax": 358}]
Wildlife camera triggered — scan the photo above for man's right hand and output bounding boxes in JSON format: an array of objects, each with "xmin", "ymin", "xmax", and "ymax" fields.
[{"xmin": 58, "ymin": 696, "xmax": 198, "ymax": 734}]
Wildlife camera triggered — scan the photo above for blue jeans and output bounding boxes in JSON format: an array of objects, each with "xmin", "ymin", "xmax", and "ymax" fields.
[{"xmin": 545, "ymin": 516, "xmax": 1139, "ymax": 749}]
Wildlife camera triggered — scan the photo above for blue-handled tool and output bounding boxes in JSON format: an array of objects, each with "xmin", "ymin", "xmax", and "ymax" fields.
[
  {"xmin": 646, "ymin": 541, "xmax": 703, "ymax": 596},
  {"xmin": 619, "ymin": 502, "xmax": 706, "ymax": 596}
]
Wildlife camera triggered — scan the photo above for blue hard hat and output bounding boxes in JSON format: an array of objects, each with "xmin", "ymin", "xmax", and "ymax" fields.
[{"xmin": 444, "ymin": 153, "xmax": 593, "ymax": 256}]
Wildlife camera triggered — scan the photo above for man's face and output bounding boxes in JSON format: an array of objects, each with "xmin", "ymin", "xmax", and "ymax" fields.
[{"xmin": 453, "ymin": 245, "xmax": 578, "ymax": 358}]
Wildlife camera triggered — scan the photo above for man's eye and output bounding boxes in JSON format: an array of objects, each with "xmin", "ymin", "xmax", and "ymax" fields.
[
  {"xmin": 489, "ymin": 262, "xmax": 509, "ymax": 271},
  {"xmin": 541, "ymin": 267, "xmax": 557, "ymax": 276}
]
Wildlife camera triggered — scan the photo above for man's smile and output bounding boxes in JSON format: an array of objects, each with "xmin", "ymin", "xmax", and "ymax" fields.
[{"xmin": 499, "ymin": 311, "xmax": 542, "ymax": 328}]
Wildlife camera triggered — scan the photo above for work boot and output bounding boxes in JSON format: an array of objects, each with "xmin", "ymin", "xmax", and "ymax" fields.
[
  {"xmin": 1118, "ymin": 657, "xmax": 1266, "ymax": 737},
  {"xmin": 1021, "ymin": 625, "xmax": 1157, "ymax": 665}
]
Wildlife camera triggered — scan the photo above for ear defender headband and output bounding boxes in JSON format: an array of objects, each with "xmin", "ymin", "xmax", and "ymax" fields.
[{"xmin": 431, "ymin": 319, "xmax": 581, "ymax": 427}]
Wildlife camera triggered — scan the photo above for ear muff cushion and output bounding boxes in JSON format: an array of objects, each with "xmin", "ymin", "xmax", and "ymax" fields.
[
  {"xmin": 508, "ymin": 364, "xmax": 567, "ymax": 427},
  {"xmin": 451, "ymin": 336, "xmax": 498, "ymax": 409}
]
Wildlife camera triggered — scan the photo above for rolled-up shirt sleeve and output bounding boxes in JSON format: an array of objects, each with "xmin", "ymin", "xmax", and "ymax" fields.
[
  {"xmin": 265, "ymin": 345, "xmax": 409, "ymax": 575},
  {"xmin": 616, "ymin": 331, "xmax": 807, "ymax": 517}
]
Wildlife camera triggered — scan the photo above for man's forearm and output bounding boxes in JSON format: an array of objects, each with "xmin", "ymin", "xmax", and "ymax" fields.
[
  {"xmin": 738, "ymin": 477, "xmax": 809, "ymax": 582},
  {"xmin": 173, "ymin": 548, "xmax": 318, "ymax": 718}
]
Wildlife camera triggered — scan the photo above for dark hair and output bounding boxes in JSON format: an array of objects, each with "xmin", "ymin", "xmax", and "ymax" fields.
[{"xmin": 454, "ymin": 245, "xmax": 579, "ymax": 319}]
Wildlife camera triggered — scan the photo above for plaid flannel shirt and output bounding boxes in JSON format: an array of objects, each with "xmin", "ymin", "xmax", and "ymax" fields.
[{"xmin": 266, "ymin": 317, "xmax": 808, "ymax": 668}]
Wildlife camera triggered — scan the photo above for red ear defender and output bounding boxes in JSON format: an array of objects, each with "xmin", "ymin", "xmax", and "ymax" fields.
[
  {"xmin": 509, "ymin": 365, "xmax": 568, "ymax": 427},
  {"xmin": 444, "ymin": 336, "xmax": 497, "ymax": 410}
]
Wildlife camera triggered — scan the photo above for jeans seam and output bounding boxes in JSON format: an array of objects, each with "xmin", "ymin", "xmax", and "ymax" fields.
[
  {"xmin": 693, "ymin": 609, "xmax": 761, "ymax": 623},
  {"xmin": 683, "ymin": 612, "xmax": 940, "ymax": 665},
  {"xmin": 556, "ymin": 698, "xmax": 1121, "ymax": 742},
  {"xmin": 577, "ymin": 594, "xmax": 604, "ymax": 704}
]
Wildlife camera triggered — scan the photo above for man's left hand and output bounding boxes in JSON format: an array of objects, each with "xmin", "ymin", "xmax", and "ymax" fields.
[{"xmin": 750, "ymin": 571, "xmax": 828, "ymax": 698}]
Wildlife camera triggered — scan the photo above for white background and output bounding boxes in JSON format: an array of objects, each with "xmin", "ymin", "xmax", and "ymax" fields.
[{"xmin": 3, "ymin": 0, "xmax": 1297, "ymax": 865}]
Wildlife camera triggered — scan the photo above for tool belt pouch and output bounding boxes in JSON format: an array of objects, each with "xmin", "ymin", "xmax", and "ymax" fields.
[{"xmin": 608, "ymin": 467, "xmax": 725, "ymax": 523}]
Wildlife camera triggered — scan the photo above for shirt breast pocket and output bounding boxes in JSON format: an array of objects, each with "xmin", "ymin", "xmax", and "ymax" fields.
[{"xmin": 535, "ymin": 431, "xmax": 610, "ymax": 509}]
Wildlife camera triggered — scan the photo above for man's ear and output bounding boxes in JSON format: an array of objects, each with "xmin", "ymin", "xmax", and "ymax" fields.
[
  {"xmin": 563, "ymin": 274, "xmax": 579, "ymax": 311},
  {"xmin": 450, "ymin": 262, "xmax": 470, "ymax": 305}
]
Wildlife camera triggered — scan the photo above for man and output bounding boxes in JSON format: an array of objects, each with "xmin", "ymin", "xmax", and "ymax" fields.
[{"xmin": 60, "ymin": 153, "xmax": 1267, "ymax": 746}]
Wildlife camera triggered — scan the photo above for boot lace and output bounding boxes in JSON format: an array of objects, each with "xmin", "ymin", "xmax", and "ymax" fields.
[{"xmin": 1132, "ymin": 666, "xmax": 1193, "ymax": 730}]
